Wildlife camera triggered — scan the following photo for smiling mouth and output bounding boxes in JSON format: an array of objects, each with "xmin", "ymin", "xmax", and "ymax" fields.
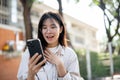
[{"xmin": 46, "ymin": 35, "xmax": 54, "ymax": 40}]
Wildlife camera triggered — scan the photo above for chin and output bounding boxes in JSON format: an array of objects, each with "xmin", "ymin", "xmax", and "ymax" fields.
[{"xmin": 47, "ymin": 41, "xmax": 54, "ymax": 44}]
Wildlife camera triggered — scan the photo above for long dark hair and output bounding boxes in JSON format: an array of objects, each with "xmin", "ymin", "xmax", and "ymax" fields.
[{"xmin": 38, "ymin": 11, "xmax": 67, "ymax": 50}]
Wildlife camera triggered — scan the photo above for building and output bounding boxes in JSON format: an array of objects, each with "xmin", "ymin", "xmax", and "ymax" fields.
[{"xmin": 0, "ymin": 0, "xmax": 99, "ymax": 52}]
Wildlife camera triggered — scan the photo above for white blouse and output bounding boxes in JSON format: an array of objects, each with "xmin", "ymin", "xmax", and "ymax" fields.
[{"xmin": 17, "ymin": 45, "xmax": 84, "ymax": 80}]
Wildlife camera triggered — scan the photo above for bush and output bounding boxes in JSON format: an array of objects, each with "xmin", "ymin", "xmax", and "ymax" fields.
[
  {"xmin": 75, "ymin": 50, "xmax": 110, "ymax": 80},
  {"xmin": 75, "ymin": 49, "xmax": 87, "ymax": 80},
  {"xmin": 90, "ymin": 51, "xmax": 109, "ymax": 78},
  {"xmin": 113, "ymin": 55, "xmax": 120, "ymax": 73}
]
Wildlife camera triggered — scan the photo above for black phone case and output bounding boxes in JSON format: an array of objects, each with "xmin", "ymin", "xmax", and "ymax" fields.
[{"xmin": 27, "ymin": 39, "xmax": 45, "ymax": 66}]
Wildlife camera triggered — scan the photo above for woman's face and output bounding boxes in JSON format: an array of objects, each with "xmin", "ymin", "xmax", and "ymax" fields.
[{"xmin": 42, "ymin": 18, "xmax": 62, "ymax": 47}]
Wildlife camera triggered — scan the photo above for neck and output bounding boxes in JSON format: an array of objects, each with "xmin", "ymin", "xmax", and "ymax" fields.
[{"xmin": 47, "ymin": 43, "xmax": 59, "ymax": 48}]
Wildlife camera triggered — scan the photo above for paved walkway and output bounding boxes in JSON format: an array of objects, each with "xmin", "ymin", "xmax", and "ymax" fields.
[{"xmin": 0, "ymin": 54, "xmax": 21, "ymax": 80}]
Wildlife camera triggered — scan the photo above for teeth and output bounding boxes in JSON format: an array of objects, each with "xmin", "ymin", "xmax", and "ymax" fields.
[{"xmin": 47, "ymin": 36, "xmax": 53, "ymax": 38}]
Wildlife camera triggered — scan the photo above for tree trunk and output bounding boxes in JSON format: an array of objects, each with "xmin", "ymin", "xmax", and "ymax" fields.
[
  {"xmin": 20, "ymin": 0, "xmax": 33, "ymax": 42},
  {"xmin": 57, "ymin": 0, "xmax": 63, "ymax": 16},
  {"xmin": 57, "ymin": 0, "xmax": 73, "ymax": 48},
  {"xmin": 23, "ymin": 7, "xmax": 33, "ymax": 41}
]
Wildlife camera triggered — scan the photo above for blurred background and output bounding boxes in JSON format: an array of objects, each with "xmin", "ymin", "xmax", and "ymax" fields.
[{"xmin": 0, "ymin": 0, "xmax": 120, "ymax": 80}]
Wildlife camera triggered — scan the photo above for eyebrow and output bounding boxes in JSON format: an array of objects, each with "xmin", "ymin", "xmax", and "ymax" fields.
[
  {"xmin": 42, "ymin": 23, "xmax": 56, "ymax": 26},
  {"xmin": 51, "ymin": 24, "xmax": 56, "ymax": 26}
]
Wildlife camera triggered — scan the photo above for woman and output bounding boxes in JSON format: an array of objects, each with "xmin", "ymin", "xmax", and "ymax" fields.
[{"xmin": 17, "ymin": 11, "xmax": 84, "ymax": 80}]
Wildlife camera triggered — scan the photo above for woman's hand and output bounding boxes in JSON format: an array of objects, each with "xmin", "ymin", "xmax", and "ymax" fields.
[
  {"xmin": 27, "ymin": 53, "xmax": 46, "ymax": 80},
  {"xmin": 44, "ymin": 49, "xmax": 61, "ymax": 65},
  {"xmin": 44, "ymin": 49, "xmax": 67, "ymax": 77}
]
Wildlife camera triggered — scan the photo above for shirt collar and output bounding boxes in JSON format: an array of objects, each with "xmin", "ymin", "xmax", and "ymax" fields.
[{"xmin": 48, "ymin": 44, "xmax": 64, "ymax": 56}]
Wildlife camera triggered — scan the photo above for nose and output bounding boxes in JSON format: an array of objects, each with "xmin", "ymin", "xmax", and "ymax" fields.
[{"xmin": 46, "ymin": 28, "xmax": 51, "ymax": 33}]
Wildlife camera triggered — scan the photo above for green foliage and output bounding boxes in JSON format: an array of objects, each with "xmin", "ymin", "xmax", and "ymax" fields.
[
  {"xmin": 75, "ymin": 49, "xmax": 87, "ymax": 80},
  {"xmin": 75, "ymin": 49, "xmax": 115, "ymax": 79},
  {"xmin": 115, "ymin": 39, "xmax": 120, "ymax": 54},
  {"xmin": 90, "ymin": 51, "xmax": 109, "ymax": 78},
  {"xmin": 93, "ymin": 0, "xmax": 100, "ymax": 5},
  {"xmin": 75, "ymin": 0, "xmax": 80, "ymax": 3},
  {"xmin": 76, "ymin": 49, "xmax": 120, "ymax": 79},
  {"xmin": 91, "ymin": 0, "xmax": 120, "ymax": 43},
  {"xmin": 27, "ymin": 0, "xmax": 36, "ymax": 7},
  {"xmin": 113, "ymin": 55, "xmax": 120, "ymax": 73},
  {"xmin": 76, "ymin": 50, "xmax": 86, "ymax": 79}
]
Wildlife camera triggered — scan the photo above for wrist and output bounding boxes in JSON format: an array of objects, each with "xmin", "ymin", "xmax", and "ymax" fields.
[
  {"xmin": 27, "ymin": 73, "xmax": 35, "ymax": 80},
  {"xmin": 55, "ymin": 62, "xmax": 67, "ymax": 77},
  {"xmin": 55, "ymin": 61, "xmax": 62, "ymax": 66}
]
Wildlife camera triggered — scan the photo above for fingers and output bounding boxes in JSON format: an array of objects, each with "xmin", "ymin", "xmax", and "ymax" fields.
[
  {"xmin": 44, "ymin": 50, "xmax": 56, "ymax": 64},
  {"xmin": 29, "ymin": 53, "xmax": 39, "ymax": 66},
  {"xmin": 44, "ymin": 50, "xmax": 54, "ymax": 61},
  {"xmin": 32, "ymin": 59, "xmax": 46, "ymax": 73},
  {"xmin": 28, "ymin": 53, "xmax": 46, "ymax": 73},
  {"xmin": 37, "ymin": 59, "xmax": 46, "ymax": 68},
  {"xmin": 45, "ymin": 48, "xmax": 52, "ymax": 54},
  {"xmin": 44, "ymin": 50, "xmax": 50, "ymax": 58},
  {"xmin": 31, "ymin": 55, "xmax": 42, "ymax": 66}
]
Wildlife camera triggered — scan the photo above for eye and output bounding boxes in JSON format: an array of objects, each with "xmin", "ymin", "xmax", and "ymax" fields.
[
  {"xmin": 42, "ymin": 26, "xmax": 47, "ymax": 29},
  {"xmin": 51, "ymin": 24, "xmax": 57, "ymax": 28},
  {"xmin": 51, "ymin": 26, "xmax": 56, "ymax": 29}
]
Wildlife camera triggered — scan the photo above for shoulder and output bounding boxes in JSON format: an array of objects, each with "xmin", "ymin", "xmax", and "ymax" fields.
[
  {"xmin": 64, "ymin": 47, "xmax": 75, "ymax": 53},
  {"xmin": 21, "ymin": 48, "xmax": 30, "ymax": 58},
  {"xmin": 62, "ymin": 46, "xmax": 77, "ymax": 58}
]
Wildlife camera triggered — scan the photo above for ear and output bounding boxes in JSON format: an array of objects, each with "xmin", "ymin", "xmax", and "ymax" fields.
[{"xmin": 60, "ymin": 26, "xmax": 63, "ymax": 33}]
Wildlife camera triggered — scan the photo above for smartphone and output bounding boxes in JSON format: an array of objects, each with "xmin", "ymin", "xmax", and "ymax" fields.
[{"xmin": 27, "ymin": 39, "xmax": 45, "ymax": 66}]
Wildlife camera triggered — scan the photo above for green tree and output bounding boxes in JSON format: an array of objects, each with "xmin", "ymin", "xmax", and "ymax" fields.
[{"xmin": 92, "ymin": 0, "xmax": 120, "ymax": 43}]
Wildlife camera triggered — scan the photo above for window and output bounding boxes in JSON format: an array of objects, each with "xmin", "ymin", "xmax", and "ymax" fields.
[
  {"xmin": 0, "ymin": 0, "xmax": 9, "ymax": 24},
  {"xmin": 87, "ymin": 30, "xmax": 96, "ymax": 39},
  {"xmin": 0, "ymin": 14, "xmax": 9, "ymax": 24},
  {"xmin": 75, "ymin": 36, "xmax": 84, "ymax": 45},
  {"xmin": 0, "ymin": 0, "xmax": 9, "ymax": 8}
]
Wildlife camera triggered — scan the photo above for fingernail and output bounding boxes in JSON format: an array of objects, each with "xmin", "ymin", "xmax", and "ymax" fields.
[{"xmin": 35, "ymin": 53, "xmax": 38, "ymax": 55}]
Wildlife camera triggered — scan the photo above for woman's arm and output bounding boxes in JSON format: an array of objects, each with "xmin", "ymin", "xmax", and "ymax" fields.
[
  {"xmin": 57, "ymin": 48, "xmax": 84, "ymax": 80},
  {"xmin": 17, "ymin": 49, "xmax": 29, "ymax": 80},
  {"xmin": 27, "ymin": 53, "xmax": 46, "ymax": 80},
  {"xmin": 57, "ymin": 55, "xmax": 84, "ymax": 80},
  {"xmin": 44, "ymin": 49, "xmax": 67, "ymax": 77},
  {"xmin": 17, "ymin": 49, "xmax": 46, "ymax": 80}
]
